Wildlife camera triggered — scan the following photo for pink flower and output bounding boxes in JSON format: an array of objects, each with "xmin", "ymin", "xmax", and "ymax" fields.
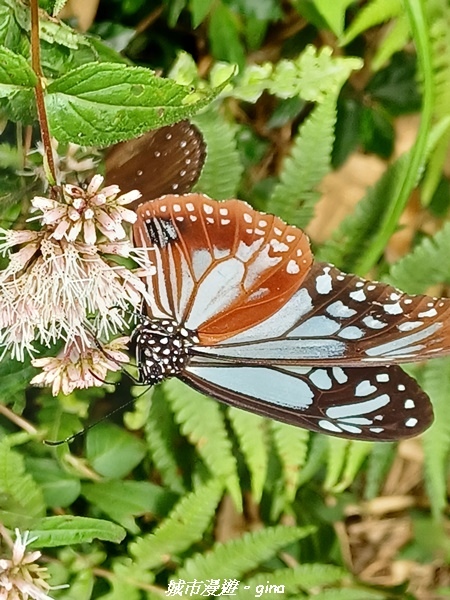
[{"xmin": 0, "ymin": 528, "xmax": 65, "ymax": 600}]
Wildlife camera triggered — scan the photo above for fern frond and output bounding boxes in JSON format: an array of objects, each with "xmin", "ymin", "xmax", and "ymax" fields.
[
  {"xmin": 330, "ymin": 441, "xmax": 373, "ymax": 494},
  {"xmin": 421, "ymin": 359, "xmax": 450, "ymax": 518},
  {"xmin": 364, "ymin": 442, "xmax": 396, "ymax": 500},
  {"xmin": 193, "ymin": 110, "xmax": 243, "ymax": 199},
  {"xmin": 267, "ymin": 96, "xmax": 336, "ymax": 227},
  {"xmin": 0, "ymin": 440, "xmax": 45, "ymax": 526},
  {"xmin": 341, "ymin": 0, "xmax": 402, "ymax": 45},
  {"xmin": 316, "ymin": 154, "xmax": 408, "ymax": 271},
  {"xmin": 388, "ymin": 220, "xmax": 450, "ymax": 293},
  {"xmin": 227, "ymin": 408, "xmax": 268, "ymax": 502},
  {"xmin": 163, "ymin": 379, "xmax": 241, "ymax": 507},
  {"xmin": 129, "ymin": 479, "xmax": 223, "ymax": 570},
  {"xmin": 235, "ymin": 563, "xmax": 347, "ymax": 599},
  {"xmin": 270, "ymin": 421, "xmax": 309, "ymax": 502},
  {"xmin": 323, "ymin": 437, "xmax": 349, "ymax": 491},
  {"xmin": 145, "ymin": 387, "xmax": 186, "ymax": 495},
  {"xmin": 176, "ymin": 524, "xmax": 314, "ymax": 581}
]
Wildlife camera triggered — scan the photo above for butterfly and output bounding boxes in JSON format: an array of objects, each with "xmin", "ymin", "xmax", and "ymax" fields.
[
  {"xmin": 129, "ymin": 193, "xmax": 450, "ymax": 442},
  {"xmin": 105, "ymin": 120, "xmax": 206, "ymax": 208}
]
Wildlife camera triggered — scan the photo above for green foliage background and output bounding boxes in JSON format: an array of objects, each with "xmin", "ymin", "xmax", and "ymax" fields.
[{"xmin": 1, "ymin": 0, "xmax": 450, "ymax": 598}]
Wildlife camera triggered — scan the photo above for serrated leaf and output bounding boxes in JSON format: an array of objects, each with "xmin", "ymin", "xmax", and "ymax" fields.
[
  {"xmin": 228, "ymin": 408, "xmax": 268, "ymax": 502},
  {"xmin": 81, "ymin": 480, "xmax": 177, "ymax": 533},
  {"xmin": 193, "ymin": 110, "xmax": 243, "ymax": 199},
  {"xmin": 0, "ymin": 440, "xmax": 45, "ymax": 526},
  {"xmin": 86, "ymin": 423, "xmax": 146, "ymax": 479},
  {"xmin": 177, "ymin": 525, "xmax": 314, "ymax": 581},
  {"xmin": 164, "ymin": 379, "xmax": 241, "ymax": 507},
  {"xmin": 29, "ymin": 515, "xmax": 125, "ymax": 547},
  {"xmin": 129, "ymin": 479, "xmax": 223, "ymax": 570},
  {"xmin": 0, "ymin": 46, "xmax": 37, "ymax": 89},
  {"xmin": 45, "ymin": 63, "xmax": 217, "ymax": 146}
]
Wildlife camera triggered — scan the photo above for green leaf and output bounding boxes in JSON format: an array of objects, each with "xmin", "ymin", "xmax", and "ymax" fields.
[
  {"xmin": 314, "ymin": 0, "xmax": 356, "ymax": 36},
  {"xmin": 270, "ymin": 421, "xmax": 309, "ymax": 502},
  {"xmin": 372, "ymin": 15, "xmax": 411, "ymax": 71},
  {"xmin": 129, "ymin": 479, "xmax": 223, "ymax": 570},
  {"xmin": 421, "ymin": 359, "xmax": 450, "ymax": 518},
  {"xmin": 208, "ymin": 3, "xmax": 246, "ymax": 69},
  {"xmin": 81, "ymin": 480, "xmax": 177, "ymax": 533},
  {"xmin": 25, "ymin": 458, "xmax": 81, "ymax": 508},
  {"xmin": 341, "ymin": 0, "xmax": 402, "ymax": 45},
  {"xmin": 177, "ymin": 524, "xmax": 314, "ymax": 581},
  {"xmin": 228, "ymin": 408, "xmax": 268, "ymax": 502},
  {"xmin": 191, "ymin": 0, "xmax": 215, "ymax": 27},
  {"xmin": 269, "ymin": 46, "xmax": 362, "ymax": 101},
  {"xmin": 330, "ymin": 441, "xmax": 373, "ymax": 493},
  {"xmin": 145, "ymin": 387, "xmax": 186, "ymax": 494},
  {"xmin": 86, "ymin": 423, "xmax": 146, "ymax": 478},
  {"xmin": 193, "ymin": 110, "xmax": 243, "ymax": 199},
  {"xmin": 235, "ymin": 563, "xmax": 347, "ymax": 599},
  {"xmin": 0, "ymin": 46, "xmax": 36, "ymax": 123},
  {"xmin": 164, "ymin": 379, "xmax": 241, "ymax": 507},
  {"xmin": 29, "ymin": 515, "xmax": 125, "ymax": 547},
  {"xmin": 45, "ymin": 63, "xmax": 217, "ymax": 146},
  {"xmin": 364, "ymin": 442, "xmax": 396, "ymax": 499},
  {"xmin": 267, "ymin": 95, "xmax": 337, "ymax": 227},
  {"xmin": 0, "ymin": 440, "xmax": 45, "ymax": 527},
  {"xmin": 388, "ymin": 220, "xmax": 450, "ymax": 293},
  {"xmin": 323, "ymin": 437, "xmax": 349, "ymax": 491}
]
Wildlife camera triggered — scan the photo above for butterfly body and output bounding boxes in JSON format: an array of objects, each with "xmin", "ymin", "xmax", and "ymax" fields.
[{"xmin": 132, "ymin": 193, "xmax": 450, "ymax": 441}]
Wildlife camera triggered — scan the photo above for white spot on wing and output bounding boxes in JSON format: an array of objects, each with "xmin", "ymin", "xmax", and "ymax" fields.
[
  {"xmin": 309, "ymin": 369, "xmax": 332, "ymax": 390},
  {"xmin": 326, "ymin": 301, "xmax": 357, "ymax": 318},
  {"xmin": 316, "ymin": 267, "xmax": 332, "ymax": 294},
  {"xmin": 355, "ymin": 380, "xmax": 377, "ymax": 397},
  {"xmin": 287, "ymin": 260, "xmax": 300, "ymax": 274},
  {"xmin": 349, "ymin": 289, "xmax": 366, "ymax": 302}
]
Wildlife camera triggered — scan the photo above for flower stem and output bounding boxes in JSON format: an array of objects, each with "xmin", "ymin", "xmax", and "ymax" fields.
[{"xmin": 30, "ymin": 0, "xmax": 57, "ymax": 186}]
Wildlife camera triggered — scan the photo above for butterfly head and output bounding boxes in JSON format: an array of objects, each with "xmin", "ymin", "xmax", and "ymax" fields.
[{"xmin": 131, "ymin": 317, "xmax": 199, "ymax": 385}]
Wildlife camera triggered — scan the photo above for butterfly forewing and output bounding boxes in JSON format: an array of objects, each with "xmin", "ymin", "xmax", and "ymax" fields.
[
  {"xmin": 196, "ymin": 262, "xmax": 450, "ymax": 365},
  {"xmin": 106, "ymin": 121, "xmax": 205, "ymax": 208},
  {"xmin": 134, "ymin": 195, "xmax": 313, "ymax": 343},
  {"xmin": 132, "ymin": 193, "xmax": 449, "ymax": 441}
]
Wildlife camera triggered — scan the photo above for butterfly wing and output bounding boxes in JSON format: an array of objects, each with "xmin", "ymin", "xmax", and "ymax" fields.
[
  {"xmin": 106, "ymin": 121, "xmax": 205, "ymax": 208},
  {"xmin": 196, "ymin": 261, "xmax": 450, "ymax": 365},
  {"xmin": 134, "ymin": 194, "xmax": 313, "ymax": 337},
  {"xmin": 183, "ymin": 360, "xmax": 433, "ymax": 440}
]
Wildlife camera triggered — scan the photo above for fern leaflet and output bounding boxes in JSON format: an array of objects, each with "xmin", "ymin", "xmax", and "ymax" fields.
[{"xmin": 176, "ymin": 525, "xmax": 315, "ymax": 581}]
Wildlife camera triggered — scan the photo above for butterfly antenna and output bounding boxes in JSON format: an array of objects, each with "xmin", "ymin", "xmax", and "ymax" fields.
[{"xmin": 44, "ymin": 396, "xmax": 143, "ymax": 446}]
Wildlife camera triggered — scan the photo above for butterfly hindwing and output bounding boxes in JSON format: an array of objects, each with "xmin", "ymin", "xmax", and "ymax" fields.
[{"xmin": 183, "ymin": 361, "xmax": 433, "ymax": 440}]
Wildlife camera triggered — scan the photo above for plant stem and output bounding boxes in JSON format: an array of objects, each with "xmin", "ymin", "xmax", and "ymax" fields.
[
  {"xmin": 354, "ymin": 0, "xmax": 434, "ymax": 274},
  {"xmin": 30, "ymin": 0, "xmax": 57, "ymax": 185}
]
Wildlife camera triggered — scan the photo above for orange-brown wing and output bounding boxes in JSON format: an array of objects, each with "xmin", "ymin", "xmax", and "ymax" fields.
[{"xmin": 133, "ymin": 194, "xmax": 313, "ymax": 342}]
